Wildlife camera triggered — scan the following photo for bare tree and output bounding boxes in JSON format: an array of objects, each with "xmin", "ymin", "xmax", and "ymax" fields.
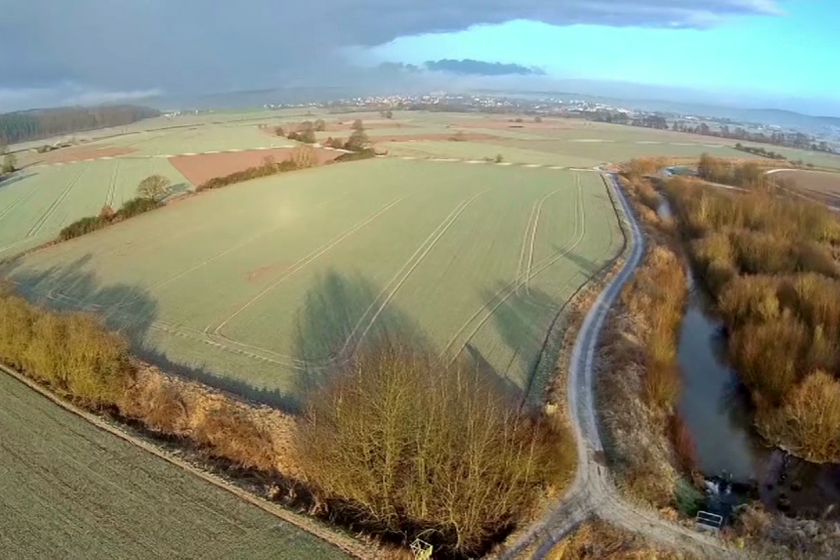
[
  {"xmin": 2, "ymin": 153, "xmax": 17, "ymax": 174},
  {"xmin": 291, "ymin": 145, "xmax": 317, "ymax": 169},
  {"xmin": 137, "ymin": 175, "xmax": 171, "ymax": 201},
  {"xmin": 314, "ymin": 119, "xmax": 326, "ymax": 132},
  {"xmin": 351, "ymin": 119, "xmax": 364, "ymax": 131}
]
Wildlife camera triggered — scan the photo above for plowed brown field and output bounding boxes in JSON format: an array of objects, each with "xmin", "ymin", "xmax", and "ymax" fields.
[{"xmin": 169, "ymin": 147, "xmax": 339, "ymax": 185}]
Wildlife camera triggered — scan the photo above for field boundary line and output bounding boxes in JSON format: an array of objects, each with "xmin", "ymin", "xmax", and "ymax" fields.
[
  {"xmin": 27, "ymin": 164, "xmax": 87, "ymax": 238},
  {"xmin": 0, "ymin": 362, "xmax": 374, "ymax": 560}
]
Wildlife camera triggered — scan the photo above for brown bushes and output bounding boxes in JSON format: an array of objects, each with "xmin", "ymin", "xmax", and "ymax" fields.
[
  {"xmin": 197, "ymin": 158, "xmax": 295, "ymax": 191},
  {"xmin": 758, "ymin": 371, "xmax": 840, "ymax": 463},
  {"xmin": 0, "ymin": 286, "xmax": 132, "ymax": 408},
  {"xmin": 295, "ymin": 343, "xmax": 570, "ymax": 556},
  {"xmin": 193, "ymin": 403, "xmax": 276, "ymax": 472},
  {"xmin": 547, "ymin": 519, "xmax": 695, "ymax": 560},
  {"xmin": 667, "ymin": 169, "xmax": 840, "ymax": 462}
]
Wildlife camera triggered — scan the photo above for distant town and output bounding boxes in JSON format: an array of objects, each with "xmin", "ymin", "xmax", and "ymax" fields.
[{"xmin": 261, "ymin": 93, "xmax": 840, "ymax": 153}]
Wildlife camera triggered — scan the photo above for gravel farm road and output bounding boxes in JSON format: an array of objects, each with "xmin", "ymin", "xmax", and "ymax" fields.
[{"xmin": 501, "ymin": 174, "xmax": 741, "ymax": 560}]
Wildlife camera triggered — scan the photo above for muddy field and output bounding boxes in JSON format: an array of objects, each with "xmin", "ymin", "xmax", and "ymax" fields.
[
  {"xmin": 169, "ymin": 147, "xmax": 340, "ymax": 185},
  {"xmin": 771, "ymin": 169, "xmax": 840, "ymax": 207}
]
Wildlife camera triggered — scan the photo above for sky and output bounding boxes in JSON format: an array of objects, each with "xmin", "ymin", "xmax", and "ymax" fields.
[{"xmin": 1, "ymin": 0, "xmax": 838, "ymax": 115}]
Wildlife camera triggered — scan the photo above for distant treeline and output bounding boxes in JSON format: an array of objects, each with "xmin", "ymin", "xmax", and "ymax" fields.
[
  {"xmin": 0, "ymin": 105, "xmax": 160, "ymax": 144},
  {"xmin": 581, "ymin": 109, "xmax": 836, "ymax": 155}
]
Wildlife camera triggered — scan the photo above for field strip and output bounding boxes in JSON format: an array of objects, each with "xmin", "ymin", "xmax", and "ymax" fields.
[
  {"xmin": 208, "ymin": 195, "xmax": 408, "ymax": 339},
  {"xmin": 27, "ymin": 164, "xmax": 88, "ymax": 238},
  {"xmin": 516, "ymin": 201, "xmax": 540, "ymax": 293},
  {"xmin": 0, "ymin": 184, "xmax": 39, "ymax": 223},
  {"xmin": 105, "ymin": 159, "xmax": 121, "ymax": 207},
  {"xmin": 342, "ymin": 190, "xmax": 490, "ymax": 360},
  {"xmin": 0, "ymin": 363, "xmax": 373, "ymax": 560},
  {"xmin": 450, "ymin": 181, "xmax": 585, "ymax": 362},
  {"xmin": 441, "ymin": 175, "xmax": 585, "ymax": 361},
  {"xmin": 525, "ymin": 187, "xmax": 564, "ymax": 295}
]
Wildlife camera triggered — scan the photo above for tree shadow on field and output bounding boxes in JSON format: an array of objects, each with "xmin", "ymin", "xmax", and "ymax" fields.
[
  {"xmin": 1, "ymin": 255, "xmax": 158, "ymax": 340},
  {"xmin": 289, "ymin": 270, "xmax": 430, "ymax": 401},
  {"xmin": 0, "ymin": 171, "xmax": 30, "ymax": 190},
  {"xmin": 0, "ymin": 254, "xmax": 294, "ymax": 410},
  {"xmin": 290, "ymin": 269, "xmax": 533, "ymax": 415},
  {"xmin": 479, "ymin": 281, "xmax": 563, "ymax": 406},
  {"xmin": 163, "ymin": 182, "xmax": 191, "ymax": 201},
  {"xmin": 553, "ymin": 243, "xmax": 602, "ymax": 276}
]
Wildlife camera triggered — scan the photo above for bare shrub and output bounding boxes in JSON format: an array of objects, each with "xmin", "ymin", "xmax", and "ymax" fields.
[
  {"xmin": 194, "ymin": 402, "xmax": 275, "ymax": 472},
  {"xmin": 295, "ymin": 342, "xmax": 570, "ymax": 555},
  {"xmin": 729, "ymin": 316, "xmax": 807, "ymax": 405},
  {"xmin": 670, "ymin": 414, "xmax": 697, "ymax": 475},
  {"xmin": 121, "ymin": 374, "xmax": 188, "ymax": 434},
  {"xmin": 718, "ymin": 275, "xmax": 781, "ymax": 326},
  {"xmin": 760, "ymin": 371, "xmax": 840, "ymax": 463},
  {"xmin": 547, "ymin": 519, "xmax": 695, "ymax": 560},
  {"xmin": 290, "ymin": 145, "xmax": 317, "ymax": 169},
  {"xmin": 644, "ymin": 362, "xmax": 681, "ymax": 411},
  {"xmin": 0, "ymin": 289, "xmax": 132, "ymax": 408},
  {"xmin": 0, "ymin": 289, "xmax": 36, "ymax": 370}
]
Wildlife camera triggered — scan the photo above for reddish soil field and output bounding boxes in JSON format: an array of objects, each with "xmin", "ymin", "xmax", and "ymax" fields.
[
  {"xmin": 39, "ymin": 146, "xmax": 136, "ymax": 164},
  {"xmin": 771, "ymin": 169, "xmax": 840, "ymax": 207},
  {"xmin": 169, "ymin": 147, "xmax": 339, "ymax": 186}
]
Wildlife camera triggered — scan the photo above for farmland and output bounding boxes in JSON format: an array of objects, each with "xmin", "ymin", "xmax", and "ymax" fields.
[
  {"xmin": 770, "ymin": 168, "xmax": 840, "ymax": 206},
  {"xmin": 0, "ymin": 158, "xmax": 189, "ymax": 258},
  {"xmin": 4, "ymin": 108, "xmax": 837, "ymax": 404},
  {"xmin": 3, "ymin": 158, "xmax": 622, "ymax": 405},
  {"xmin": 0, "ymin": 370, "xmax": 350, "ymax": 560}
]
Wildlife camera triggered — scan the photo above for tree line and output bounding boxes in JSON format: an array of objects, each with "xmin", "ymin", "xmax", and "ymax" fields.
[
  {"xmin": 581, "ymin": 110, "xmax": 836, "ymax": 155},
  {"xmin": 0, "ymin": 105, "xmax": 159, "ymax": 144},
  {"xmin": 666, "ymin": 169, "xmax": 840, "ymax": 463}
]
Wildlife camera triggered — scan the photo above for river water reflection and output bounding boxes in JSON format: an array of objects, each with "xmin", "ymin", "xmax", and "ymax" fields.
[{"xmin": 659, "ymin": 197, "xmax": 840, "ymax": 517}]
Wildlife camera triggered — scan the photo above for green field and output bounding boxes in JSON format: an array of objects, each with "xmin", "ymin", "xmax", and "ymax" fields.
[
  {"xmin": 0, "ymin": 371, "xmax": 350, "ymax": 560},
  {"xmin": 0, "ymin": 158, "xmax": 190, "ymax": 258},
  {"xmin": 4, "ymin": 158, "xmax": 622, "ymax": 405}
]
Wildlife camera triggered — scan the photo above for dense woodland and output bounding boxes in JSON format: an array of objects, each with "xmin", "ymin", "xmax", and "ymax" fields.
[
  {"xmin": 0, "ymin": 105, "xmax": 159, "ymax": 144},
  {"xmin": 666, "ymin": 163, "xmax": 840, "ymax": 463}
]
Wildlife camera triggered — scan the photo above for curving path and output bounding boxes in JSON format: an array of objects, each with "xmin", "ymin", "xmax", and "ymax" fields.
[{"xmin": 501, "ymin": 173, "xmax": 739, "ymax": 559}]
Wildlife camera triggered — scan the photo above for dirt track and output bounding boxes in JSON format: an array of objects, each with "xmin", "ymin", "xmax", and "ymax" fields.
[{"xmin": 501, "ymin": 173, "xmax": 740, "ymax": 559}]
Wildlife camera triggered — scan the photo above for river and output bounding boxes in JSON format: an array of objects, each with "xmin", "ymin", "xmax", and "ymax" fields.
[{"xmin": 658, "ymin": 197, "xmax": 840, "ymax": 518}]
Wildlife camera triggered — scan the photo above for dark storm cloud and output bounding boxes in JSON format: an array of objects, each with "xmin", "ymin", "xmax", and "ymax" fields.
[
  {"xmin": 382, "ymin": 60, "xmax": 544, "ymax": 76},
  {"xmin": 0, "ymin": 0, "xmax": 783, "ymax": 97},
  {"xmin": 424, "ymin": 59, "xmax": 545, "ymax": 76}
]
